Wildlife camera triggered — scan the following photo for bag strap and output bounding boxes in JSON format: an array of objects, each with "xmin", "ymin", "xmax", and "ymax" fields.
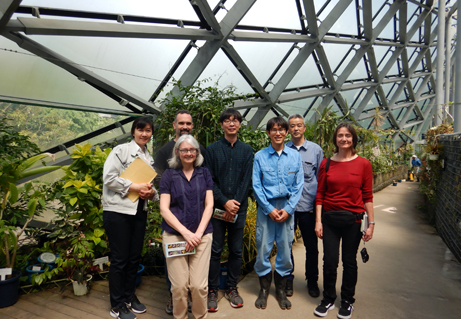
[{"xmin": 324, "ymin": 158, "xmax": 330, "ymax": 192}]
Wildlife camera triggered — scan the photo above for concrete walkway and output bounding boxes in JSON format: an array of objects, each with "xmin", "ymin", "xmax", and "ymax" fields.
[{"xmin": 209, "ymin": 182, "xmax": 461, "ymax": 319}]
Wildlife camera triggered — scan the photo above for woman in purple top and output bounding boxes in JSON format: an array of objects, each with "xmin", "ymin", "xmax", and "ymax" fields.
[{"xmin": 159, "ymin": 134, "xmax": 214, "ymax": 319}]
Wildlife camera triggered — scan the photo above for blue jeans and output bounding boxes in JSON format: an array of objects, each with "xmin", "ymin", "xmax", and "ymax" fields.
[
  {"xmin": 322, "ymin": 222, "xmax": 362, "ymax": 304},
  {"xmin": 103, "ymin": 209, "xmax": 146, "ymax": 308},
  {"xmin": 288, "ymin": 211, "xmax": 319, "ymax": 282},
  {"xmin": 254, "ymin": 208, "xmax": 294, "ymax": 277},
  {"xmin": 208, "ymin": 211, "xmax": 246, "ymax": 291}
]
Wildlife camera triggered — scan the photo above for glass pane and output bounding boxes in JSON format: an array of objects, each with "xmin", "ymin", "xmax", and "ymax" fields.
[
  {"xmin": 324, "ymin": 0, "xmax": 358, "ymax": 36},
  {"xmin": 322, "ymin": 43, "xmax": 353, "ymax": 75},
  {"xmin": 287, "ymin": 54, "xmax": 324, "ymax": 89},
  {"xmin": 232, "ymin": 41, "xmax": 295, "ymax": 86},
  {"xmin": 239, "ymin": 0, "xmax": 301, "ymax": 29},
  {"xmin": 0, "ymin": 102, "xmax": 125, "ymax": 151},
  {"xmin": 195, "ymin": 49, "xmax": 253, "ymax": 95},
  {"xmin": 0, "ymin": 36, "xmax": 124, "ymax": 111}
]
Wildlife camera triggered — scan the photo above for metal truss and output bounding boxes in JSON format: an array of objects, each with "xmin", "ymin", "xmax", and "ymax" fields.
[{"xmin": 0, "ymin": 0, "xmax": 458, "ymax": 145}]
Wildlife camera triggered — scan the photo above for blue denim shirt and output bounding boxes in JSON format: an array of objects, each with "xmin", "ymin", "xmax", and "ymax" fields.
[
  {"xmin": 252, "ymin": 144, "xmax": 304, "ymax": 215},
  {"xmin": 286, "ymin": 139, "xmax": 323, "ymax": 212}
]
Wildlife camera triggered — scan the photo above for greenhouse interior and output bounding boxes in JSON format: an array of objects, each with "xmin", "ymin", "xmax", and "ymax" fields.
[{"xmin": 1, "ymin": 1, "xmax": 460, "ymax": 318}]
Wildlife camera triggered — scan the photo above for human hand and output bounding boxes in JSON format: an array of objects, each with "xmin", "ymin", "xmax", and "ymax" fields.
[
  {"xmin": 277, "ymin": 209, "xmax": 289, "ymax": 223},
  {"xmin": 182, "ymin": 231, "xmax": 202, "ymax": 251},
  {"xmin": 363, "ymin": 225, "xmax": 374, "ymax": 242},
  {"xmin": 223, "ymin": 211, "xmax": 236, "ymax": 222},
  {"xmin": 224, "ymin": 199, "xmax": 240, "ymax": 214},
  {"xmin": 139, "ymin": 184, "xmax": 155, "ymax": 199},
  {"xmin": 315, "ymin": 222, "xmax": 323, "ymax": 239},
  {"xmin": 268, "ymin": 208, "xmax": 280, "ymax": 221}
]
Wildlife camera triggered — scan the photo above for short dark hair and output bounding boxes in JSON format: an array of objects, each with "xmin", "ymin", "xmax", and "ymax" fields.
[
  {"xmin": 131, "ymin": 116, "xmax": 153, "ymax": 136},
  {"xmin": 266, "ymin": 116, "xmax": 288, "ymax": 132},
  {"xmin": 219, "ymin": 108, "xmax": 243, "ymax": 123},
  {"xmin": 332, "ymin": 122, "xmax": 358, "ymax": 154},
  {"xmin": 174, "ymin": 110, "xmax": 192, "ymax": 123}
]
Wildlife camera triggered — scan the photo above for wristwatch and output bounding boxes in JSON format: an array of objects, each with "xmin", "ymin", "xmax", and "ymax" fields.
[{"xmin": 369, "ymin": 222, "xmax": 375, "ymax": 225}]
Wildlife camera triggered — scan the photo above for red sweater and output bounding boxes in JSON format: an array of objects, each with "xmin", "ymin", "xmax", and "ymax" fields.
[{"xmin": 315, "ymin": 156, "xmax": 373, "ymax": 213}]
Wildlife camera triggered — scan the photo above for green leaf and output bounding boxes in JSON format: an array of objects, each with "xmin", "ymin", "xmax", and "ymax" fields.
[
  {"xmin": 69, "ymin": 197, "xmax": 78, "ymax": 206},
  {"xmin": 8, "ymin": 182, "xmax": 18, "ymax": 204},
  {"xmin": 94, "ymin": 228, "xmax": 105, "ymax": 238},
  {"xmin": 38, "ymin": 198, "xmax": 46, "ymax": 208},
  {"xmin": 93, "ymin": 237, "xmax": 101, "ymax": 245},
  {"xmin": 27, "ymin": 198, "xmax": 37, "ymax": 217}
]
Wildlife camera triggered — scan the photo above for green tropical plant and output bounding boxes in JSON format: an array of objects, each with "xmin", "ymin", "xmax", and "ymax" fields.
[
  {"xmin": 0, "ymin": 119, "xmax": 60, "ymax": 270},
  {"xmin": 154, "ymin": 79, "xmax": 247, "ymax": 147},
  {"xmin": 49, "ymin": 143, "xmax": 111, "ymax": 257}
]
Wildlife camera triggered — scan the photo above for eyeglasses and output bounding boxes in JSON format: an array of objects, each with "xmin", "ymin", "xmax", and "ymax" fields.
[
  {"xmin": 223, "ymin": 119, "xmax": 240, "ymax": 125},
  {"xmin": 270, "ymin": 128, "xmax": 286, "ymax": 133},
  {"xmin": 179, "ymin": 148, "xmax": 197, "ymax": 154}
]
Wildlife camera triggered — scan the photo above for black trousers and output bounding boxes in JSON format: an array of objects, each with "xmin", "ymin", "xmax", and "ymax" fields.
[
  {"xmin": 103, "ymin": 205, "xmax": 147, "ymax": 308},
  {"xmin": 288, "ymin": 211, "xmax": 319, "ymax": 282},
  {"xmin": 322, "ymin": 222, "xmax": 362, "ymax": 304}
]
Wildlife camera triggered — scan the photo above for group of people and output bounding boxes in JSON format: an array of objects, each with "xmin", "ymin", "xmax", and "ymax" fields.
[{"xmin": 102, "ymin": 109, "xmax": 375, "ymax": 319}]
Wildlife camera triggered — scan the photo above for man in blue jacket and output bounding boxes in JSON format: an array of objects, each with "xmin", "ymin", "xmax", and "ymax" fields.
[{"xmin": 252, "ymin": 116, "xmax": 303, "ymax": 310}]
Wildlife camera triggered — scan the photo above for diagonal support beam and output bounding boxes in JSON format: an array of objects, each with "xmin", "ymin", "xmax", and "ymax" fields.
[{"xmin": 0, "ymin": 0, "xmax": 20, "ymax": 30}]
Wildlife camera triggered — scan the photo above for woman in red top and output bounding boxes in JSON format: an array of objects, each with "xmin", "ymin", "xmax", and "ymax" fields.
[{"xmin": 313, "ymin": 123, "xmax": 375, "ymax": 319}]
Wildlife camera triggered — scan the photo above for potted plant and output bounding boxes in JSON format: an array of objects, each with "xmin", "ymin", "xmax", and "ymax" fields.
[
  {"xmin": 0, "ymin": 118, "xmax": 60, "ymax": 307},
  {"xmin": 50, "ymin": 233, "xmax": 100, "ymax": 295},
  {"xmin": 424, "ymin": 124, "xmax": 453, "ymax": 160}
]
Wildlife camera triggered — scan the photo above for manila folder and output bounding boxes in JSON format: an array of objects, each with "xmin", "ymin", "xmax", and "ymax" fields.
[{"xmin": 120, "ymin": 157, "xmax": 157, "ymax": 203}]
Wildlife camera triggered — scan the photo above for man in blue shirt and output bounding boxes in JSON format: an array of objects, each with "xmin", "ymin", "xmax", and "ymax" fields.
[
  {"xmin": 253, "ymin": 116, "xmax": 304, "ymax": 310},
  {"xmin": 285, "ymin": 114, "xmax": 323, "ymax": 298},
  {"xmin": 411, "ymin": 155, "xmax": 422, "ymax": 182}
]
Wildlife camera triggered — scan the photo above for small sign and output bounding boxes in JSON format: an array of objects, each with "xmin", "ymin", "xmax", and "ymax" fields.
[
  {"xmin": 32, "ymin": 266, "xmax": 41, "ymax": 271},
  {"xmin": 164, "ymin": 241, "xmax": 196, "ymax": 258},
  {"xmin": 0, "ymin": 268, "xmax": 12, "ymax": 281},
  {"xmin": 93, "ymin": 256, "xmax": 109, "ymax": 271}
]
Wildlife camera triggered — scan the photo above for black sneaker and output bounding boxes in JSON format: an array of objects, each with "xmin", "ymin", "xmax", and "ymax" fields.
[
  {"xmin": 110, "ymin": 305, "xmax": 137, "ymax": 319},
  {"xmin": 208, "ymin": 289, "xmax": 219, "ymax": 312},
  {"xmin": 165, "ymin": 292, "xmax": 173, "ymax": 315},
  {"xmin": 314, "ymin": 300, "xmax": 335, "ymax": 317},
  {"xmin": 225, "ymin": 286, "xmax": 244, "ymax": 308},
  {"xmin": 126, "ymin": 295, "xmax": 146, "ymax": 314},
  {"xmin": 337, "ymin": 301, "xmax": 354, "ymax": 319},
  {"xmin": 308, "ymin": 281, "xmax": 320, "ymax": 298}
]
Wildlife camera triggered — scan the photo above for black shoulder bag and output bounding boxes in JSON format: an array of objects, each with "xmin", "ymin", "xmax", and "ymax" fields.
[{"xmin": 321, "ymin": 158, "xmax": 364, "ymax": 227}]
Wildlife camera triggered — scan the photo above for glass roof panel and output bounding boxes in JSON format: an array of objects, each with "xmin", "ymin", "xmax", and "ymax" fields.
[
  {"xmin": 195, "ymin": 49, "xmax": 253, "ymax": 95},
  {"xmin": 278, "ymin": 98, "xmax": 315, "ymax": 117},
  {"xmin": 324, "ymin": 1, "xmax": 358, "ymax": 36},
  {"xmin": 27, "ymin": 34, "xmax": 194, "ymax": 102},
  {"xmin": 238, "ymin": 0, "xmax": 300, "ymax": 29},
  {"xmin": 322, "ymin": 43, "xmax": 352, "ymax": 76},
  {"xmin": 316, "ymin": 0, "xmax": 338, "ymax": 22},
  {"xmin": 21, "ymin": 0, "xmax": 199, "ymax": 21},
  {"xmin": 232, "ymin": 41, "xmax": 294, "ymax": 86},
  {"xmin": 286, "ymin": 54, "xmax": 323, "ymax": 89},
  {"xmin": 0, "ymin": 102, "xmax": 124, "ymax": 151},
  {"xmin": 344, "ymin": 56, "xmax": 368, "ymax": 81},
  {"xmin": 0, "ymin": 37, "xmax": 125, "ymax": 111}
]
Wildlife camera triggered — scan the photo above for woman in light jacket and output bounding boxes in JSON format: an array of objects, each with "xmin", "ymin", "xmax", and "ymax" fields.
[
  {"xmin": 103, "ymin": 116, "xmax": 158, "ymax": 319},
  {"xmin": 159, "ymin": 134, "xmax": 214, "ymax": 319}
]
